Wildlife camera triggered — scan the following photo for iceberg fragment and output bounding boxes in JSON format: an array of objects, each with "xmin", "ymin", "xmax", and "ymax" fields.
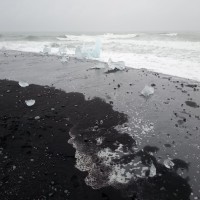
[
  {"xmin": 59, "ymin": 46, "xmax": 68, "ymax": 56},
  {"xmin": 90, "ymin": 63, "xmax": 106, "ymax": 69},
  {"xmin": 149, "ymin": 163, "xmax": 156, "ymax": 177},
  {"xmin": 60, "ymin": 56, "xmax": 69, "ymax": 63},
  {"xmin": 163, "ymin": 159, "xmax": 174, "ymax": 169},
  {"xmin": 75, "ymin": 46, "xmax": 83, "ymax": 59},
  {"xmin": 43, "ymin": 45, "xmax": 51, "ymax": 54},
  {"xmin": 108, "ymin": 58, "xmax": 126, "ymax": 70},
  {"xmin": 25, "ymin": 100, "xmax": 35, "ymax": 107},
  {"xmin": 19, "ymin": 81, "xmax": 29, "ymax": 88},
  {"xmin": 141, "ymin": 85, "xmax": 154, "ymax": 97},
  {"xmin": 141, "ymin": 167, "xmax": 149, "ymax": 177},
  {"xmin": 75, "ymin": 38, "xmax": 102, "ymax": 59}
]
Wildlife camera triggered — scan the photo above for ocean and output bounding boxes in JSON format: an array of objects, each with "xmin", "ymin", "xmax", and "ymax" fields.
[{"xmin": 0, "ymin": 32, "xmax": 200, "ymax": 82}]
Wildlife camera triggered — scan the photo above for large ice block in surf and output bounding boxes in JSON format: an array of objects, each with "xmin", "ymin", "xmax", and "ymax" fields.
[
  {"xmin": 108, "ymin": 58, "xmax": 126, "ymax": 70},
  {"xmin": 75, "ymin": 39, "xmax": 102, "ymax": 59},
  {"xmin": 141, "ymin": 85, "xmax": 154, "ymax": 97}
]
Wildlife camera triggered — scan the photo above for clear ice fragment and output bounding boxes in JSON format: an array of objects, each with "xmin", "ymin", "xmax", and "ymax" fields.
[
  {"xmin": 19, "ymin": 81, "xmax": 29, "ymax": 87},
  {"xmin": 25, "ymin": 100, "xmax": 35, "ymax": 107},
  {"xmin": 141, "ymin": 85, "xmax": 154, "ymax": 97},
  {"xmin": 163, "ymin": 159, "xmax": 174, "ymax": 169}
]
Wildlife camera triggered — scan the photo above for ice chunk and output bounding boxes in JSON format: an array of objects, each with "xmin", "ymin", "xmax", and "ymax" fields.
[
  {"xmin": 149, "ymin": 163, "xmax": 156, "ymax": 177},
  {"xmin": 108, "ymin": 58, "xmax": 126, "ymax": 70},
  {"xmin": 60, "ymin": 56, "xmax": 69, "ymax": 63},
  {"xmin": 141, "ymin": 85, "xmax": 154, "ymax": 97},
  {"xmin": 43, "ymin": 45, "xmax": 51, "ymax": 54},
  {"xmin": 25, "ymin": 100, "xmax": 35, "ymax": 107},
  {"xmin": 163, "ymin": 159, "xmax": 174, "ymax": 169},
  {"xmin": 91, "ymin": 63, "xmax": 106, "ymax": 69},
  {"xmin": 141, "ymin": 167, "xmax": 149, "ymax": 177},
  {"xmin": 19, "ymin": 81, "xmax": 29, "ymax": 88},
  {"xmin": 91, "ymin": 38, "xmax": 101, "ymax": 58},
  {"xmin": 75, "ymin": 38, "xmax": 102, "ymax": 59},
  {"xmin": 59, "ymin": 46, "xmax": 67, "ymax": 55},
  {"xmin": 75, "ymin": 46, "xmax": 83, "ymax": 59}
]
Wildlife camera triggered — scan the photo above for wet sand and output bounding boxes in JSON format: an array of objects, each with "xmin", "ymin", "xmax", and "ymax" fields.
[{"xmin": 0, "ymin": 50, "xmax": 200, "ymax": 200}]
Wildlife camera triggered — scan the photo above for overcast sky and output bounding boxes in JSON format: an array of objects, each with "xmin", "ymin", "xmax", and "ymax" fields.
[{"xmin": 0, "ymin": 0, "xmax": 199, "ymax": 32}]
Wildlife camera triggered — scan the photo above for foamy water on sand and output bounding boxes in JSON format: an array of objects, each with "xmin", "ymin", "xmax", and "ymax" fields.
[{"xmin": 1, "ymin": 32, "xmax": 200, "ymax": 82}]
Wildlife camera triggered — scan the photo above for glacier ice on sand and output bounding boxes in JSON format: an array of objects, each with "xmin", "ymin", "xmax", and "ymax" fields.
[
  {"xmin": 19, "ymin": 81, "xmax": 29, "ymax": 88},
  {"xmin": 25, "ymin": 100, "xmax": 35, "ymax": 107},
  {"xmin": 43, "ymin": 45, "xmax": 51, "ymax": 54},
  {"xmin": 141, "ymin": 85, "xmax": 154, "ymax": 97},
  {"xmin": 108, "ymin": 58, "xmax": 126, "ymax": 70}
]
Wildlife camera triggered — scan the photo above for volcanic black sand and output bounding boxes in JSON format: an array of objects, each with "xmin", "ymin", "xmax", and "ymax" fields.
[
  {"xmin": 0, "ymin": 79, "xmax": 194, "ymax": 200},
  {"xmin": 1, "ymin": 50, "xmax": 200, "ymax": 200}
]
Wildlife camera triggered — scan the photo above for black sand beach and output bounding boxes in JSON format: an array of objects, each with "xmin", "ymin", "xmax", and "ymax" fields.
[{"xmin": 0, "ymin": 50, "xmax": 200, "ymax": 200}]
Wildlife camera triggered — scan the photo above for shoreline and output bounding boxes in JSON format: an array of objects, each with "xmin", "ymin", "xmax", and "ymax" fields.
[{"xmin": 0, "ymin": 50, "xmax": 200, "ymax": 199}]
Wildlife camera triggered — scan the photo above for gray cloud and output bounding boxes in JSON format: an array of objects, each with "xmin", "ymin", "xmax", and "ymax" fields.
[{"xmin": 0, "ymin": 0, "xmax": 200, "ymax": 32}]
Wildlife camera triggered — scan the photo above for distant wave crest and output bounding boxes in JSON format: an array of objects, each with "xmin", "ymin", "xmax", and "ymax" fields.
[
  {"xmin": 103, "ymin": 33, "xmax": 138, "ymax": 39},
  {"xmin": 24, "ymin": 35, "xmax": 41, "ymax": 41},
  {"xmin": 160, "ymin": 33, "xmax": 178, "ymax": 37}
]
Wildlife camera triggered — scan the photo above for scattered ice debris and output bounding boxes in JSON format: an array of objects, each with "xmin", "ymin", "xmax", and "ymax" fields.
[
  {"xmin": 163, "ymin": 158, "xmax": 175, "ymax": 169},
  {"xmin": 43, "ymin": 45, "xmax": 51, "ymax": 54},
  {"xmin": 149, "ymin": 163, "xmax": 156, "ymax": 177},
  {"xmin": 141, "ymin": 85, "xmax": 154, "ymax": 97},
  {"xmin": 19, "ymin": 81, "xmax": 29, "ymax": 88},
  {"xmin": 35, "ymin": 116, "xmax": 40, "ymax": 120},
  {"xmin": 75, "ymin": 38, "xmax": 102, "ymax": 59},
  {"xmin": 108, "ymin": 58, "xmax": 126, "ymax": 71},
  {"xmin": 25, "ymin": 100, "xmax": 35, "ymax": 107}
]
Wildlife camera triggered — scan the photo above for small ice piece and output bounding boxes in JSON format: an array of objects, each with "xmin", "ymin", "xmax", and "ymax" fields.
[
  {"xmin": 75, "ymin": 46, "xmax": 83, "ymax": 59},
  {"xmin": 96, "ymin": 137, "xmax": 104, "ymax": 145},
  {"xmin": 91, "ymin": 63, "xmax": 106, "ymax": 69},
  {"xmin": 19, "ymin": 81, "xmax": 29, "ymax": 88},
  {"xmin": 163, "ymin": 159, "xmax": 174, "ymax": 169},
  {"xmin": 60, "ymin": 56, "xmax": 69, "ymax": 63},
  {"xmin": 141, "ymin": 167, "xmax": 149, "ymax": 177},
  {"xmin": 149, "ymin": 163, "xmax": 156, "ymax": 177},
  {"xmin": 141, "ymin": 85, "xmax": 154, "ymax": 97},
  {"xmin": 59, "ymin": 46, "xmax": 67, "ymax": 55},
  {"xmin": 25, "ymin": 100, "xmax": 35, "ymax": 107},
  {"xmin": 108, "ymin": 58, "xmax": 126, "ymax": 70},
  {"xmin": 43, "ymin": 45, "xmax": 51, "ymax": 54},
  {"xmin": 35, "ymin": 116, "xmax": 40, "ymax": 120}
]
